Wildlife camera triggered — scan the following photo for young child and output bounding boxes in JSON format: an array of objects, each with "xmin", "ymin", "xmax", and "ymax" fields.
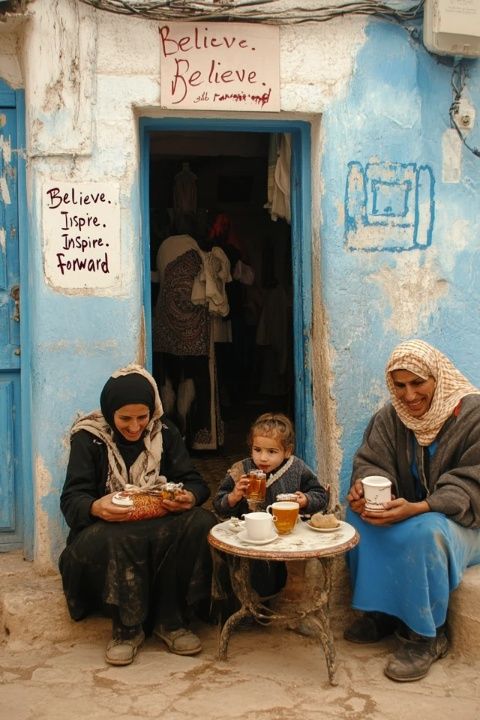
[
  {"xmin": 213, "ymin": 413, "xmax": 328, "ymax": 601},
  {"xmin": 213, "ymin": 412, "xmax": 328, "ymax": 519}
]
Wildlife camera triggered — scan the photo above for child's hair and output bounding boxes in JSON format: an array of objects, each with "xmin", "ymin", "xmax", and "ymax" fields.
[{"xmin": 247, "ymin": 413, "xmax": 295, "ymax": 452}]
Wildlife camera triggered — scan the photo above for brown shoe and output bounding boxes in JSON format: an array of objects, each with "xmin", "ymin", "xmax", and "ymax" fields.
[
  {"xmin": 154, "ymin": 625, "xmax": 202, "ymax": 656},
  {"xmin": 384, "ymin": 628, "xmax": 449, "ymax": 682},
  {"xmin": 105, "ymin": 629, "xmax": 145, "ymax": 666}
]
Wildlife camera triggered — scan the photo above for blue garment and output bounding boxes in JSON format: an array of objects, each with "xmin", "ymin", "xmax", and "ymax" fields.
[{"xmin": 346, "ymin": 507, "xmax": 480, "ymax": 636}]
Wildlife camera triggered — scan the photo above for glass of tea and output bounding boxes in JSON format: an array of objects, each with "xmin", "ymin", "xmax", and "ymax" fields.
[
  {"xmin": 245, "ymin": 470, "xmax": 267, "ymax": 502},
  {"xmin": 266, "ymin": 501, "xmax": 300, "ymax": 534}
]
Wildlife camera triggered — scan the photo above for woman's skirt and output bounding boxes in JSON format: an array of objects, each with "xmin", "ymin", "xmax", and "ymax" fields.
[
  {"xmin": 59, "ymin": 507, "xmax": 216, "ymax": 629},
  {"xmin": 346, "ymin": 508, "xmax": 480, "ymax": 637}
]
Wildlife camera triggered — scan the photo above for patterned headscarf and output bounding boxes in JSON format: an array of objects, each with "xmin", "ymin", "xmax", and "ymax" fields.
[
  {"xmin": 385, "ymin": 339, "xmax": 479, "ymax": 446},
  {"xmin": 71, "ymin": 364, "xmax": 165, "ymax": 492}
]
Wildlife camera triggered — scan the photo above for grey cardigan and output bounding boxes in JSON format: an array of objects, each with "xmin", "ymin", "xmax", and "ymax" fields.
[{"xmin": 352, "ymin": 394, "xmax": 480, "ymax": 528}]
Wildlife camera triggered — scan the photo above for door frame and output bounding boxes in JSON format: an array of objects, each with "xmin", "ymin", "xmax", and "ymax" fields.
[
  {"xmin": 139, "ymin": 117, "xmax": 315, "ymax": 468},
  {"xmin": 0, "ymin": 79, "xmax": 31, "ymax": 555}
]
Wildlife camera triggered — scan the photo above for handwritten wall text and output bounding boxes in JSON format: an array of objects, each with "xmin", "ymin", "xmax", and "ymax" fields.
[
  {"xmin": 159, "ymin": 22, "xmax": 280, "ymax": 112},
  {"xmin": 43, "ymin": 183, "xmax": 121, "ymax": 291}
]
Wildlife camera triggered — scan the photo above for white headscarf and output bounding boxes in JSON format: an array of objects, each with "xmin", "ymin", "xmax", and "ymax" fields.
[
  {"xmin": 71, "ymin": 364, "xmax": 165, "ymax": 492},
  {"xmin": 385, "ymin": 339, "xmax": 480, "ymax": 446}
]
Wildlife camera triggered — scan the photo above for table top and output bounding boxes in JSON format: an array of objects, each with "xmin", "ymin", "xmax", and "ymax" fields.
[{"xmin": 208, "ymin": 519, "xmax": 359, "ymax": 560}]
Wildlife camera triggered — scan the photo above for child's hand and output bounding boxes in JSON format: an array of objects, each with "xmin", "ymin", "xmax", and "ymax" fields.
[
  {"xmin": 227, "ymin": 474, "xmax": 249, "ymax": 507},
  {"xmin": 295, "ymin": 491, "xmax": 308, "ymax": 509}
]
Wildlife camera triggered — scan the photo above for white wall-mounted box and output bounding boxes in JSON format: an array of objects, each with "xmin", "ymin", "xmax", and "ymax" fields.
[{"xmin": 423, "ymin": 0, "xmax": 480, "ymax": 57}]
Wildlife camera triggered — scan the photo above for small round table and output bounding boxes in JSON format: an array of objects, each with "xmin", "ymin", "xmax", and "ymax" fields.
[{"xmin": 208, "ymin": 519, "xmax": 359, "ymax": 686}]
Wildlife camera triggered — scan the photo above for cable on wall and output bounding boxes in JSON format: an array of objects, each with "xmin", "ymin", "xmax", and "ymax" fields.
[
  {"xmin": 78, "ymin": 0, "xmax": 425, "ymax": 24},
  {"xmin": 449, "ymin": 60, "xmax": 480, "ymax": 159}
]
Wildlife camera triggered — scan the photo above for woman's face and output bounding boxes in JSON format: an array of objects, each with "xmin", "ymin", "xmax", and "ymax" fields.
[
  {"xmin": 391, "ymin": 369, "xmax": 436, "ymax": 418},
  {"xmin": 113, "ymin": 403, "xmax": 150, "ymax": 441}
]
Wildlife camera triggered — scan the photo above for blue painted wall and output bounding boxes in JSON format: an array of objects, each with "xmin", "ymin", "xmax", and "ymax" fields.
[
  {"xmin": 321, "ymin": 20, "xmax": 480, "ymax": 499},
  {"xmin": 10, "ymin": 9, "xmax": 480, "ymax": 563},
  {"xmin": 28, "ymin": 176, "xmax": 145, "ymax": 561}
]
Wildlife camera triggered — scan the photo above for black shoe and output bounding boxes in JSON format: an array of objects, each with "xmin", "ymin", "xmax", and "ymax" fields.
[
  {"xmin": 344, "ymin": 612, "xmax": 399, "ymax": 644},
  {"xmin": 384, "ymin": 627, "xmax": 449, "ymax": 682}
]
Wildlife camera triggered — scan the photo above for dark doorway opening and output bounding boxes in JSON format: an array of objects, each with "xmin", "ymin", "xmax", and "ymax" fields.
[{"xmin": 148, "ymin": 130, "xmax": 294, "ymax": 474}]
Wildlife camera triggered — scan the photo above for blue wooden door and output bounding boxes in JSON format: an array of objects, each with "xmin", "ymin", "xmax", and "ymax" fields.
[{"xmin": 0, "ymin": 82, "xmax": 22, "ymax": 549}]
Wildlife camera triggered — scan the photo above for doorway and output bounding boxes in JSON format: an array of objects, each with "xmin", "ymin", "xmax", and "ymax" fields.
[
  {"xmin": 140, "ymin": 118, "xmax": 315, "ymax": 484},
  {"xmin": 0, "ymin": 79, "xmax": 30, "ymax": 553}
]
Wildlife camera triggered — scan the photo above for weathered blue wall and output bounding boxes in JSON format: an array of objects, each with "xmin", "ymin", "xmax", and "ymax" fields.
[
  {"xmin": 28, "ymin": 178, "xmax": 144, "ymax": 563},
  {"xmin": 321, "ymin": 19, "xmax": 480, "ymax": 499}
]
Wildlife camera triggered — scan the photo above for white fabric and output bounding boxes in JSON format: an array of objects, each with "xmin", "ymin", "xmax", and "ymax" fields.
[
  {"xmin": 191, "ymin": 246, "xmax": 231, "ymax": 317},
  {"xmin": 156, "ymin": 234, "xmax": 200, "ymax": 285},
  {"xmin": 70, "ymin": 364, "xmax": 165, "ymax": 493},
  {"xmin": 386, "ymin": 339, "xmax": 480, "ymax": 446},
  {"xmin": 264, "ymin": 134, "xmax": 291, "ymax": 223}
]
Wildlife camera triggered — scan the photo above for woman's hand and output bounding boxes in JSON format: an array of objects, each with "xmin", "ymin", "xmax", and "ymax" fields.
[
  {"xmin": 346, "ymin": 479, "xmax": 366, "ymax": 514},
  {"xmin": 361, "ymin": 498, "xmax": 430, "ymax": 526},
  {"xmin": 90, "ymin": 493, "xmax": 133, "ymax": 522},
  {"xmin": 162, "ymin": 488, "xmax": 196, "ymax": 513},
  {"xmin": 227, "ymin": 474, "xmax": 249, "ymax": 507}
]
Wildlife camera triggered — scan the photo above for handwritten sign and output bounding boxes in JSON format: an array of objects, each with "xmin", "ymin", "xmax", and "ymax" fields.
[
  {"xmin": 159, "ymin": 22, "xmax": 280, "ymax": 111},
  {"xmin": 43, "ymin": 183, "xmax": 121, "ymax": 291}
]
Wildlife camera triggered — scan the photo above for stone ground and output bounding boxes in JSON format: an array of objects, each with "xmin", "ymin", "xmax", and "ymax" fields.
[
  {"xmin": 1, "ymin": 616, "xmax": 480, "ymax": 720},
  {"xmin": 1, "ymin": 543, "xmax": 479, "ymax": 720},
  {"xmin": 2, "ymin": 414, "xmax": 480, "ymax": 720}
]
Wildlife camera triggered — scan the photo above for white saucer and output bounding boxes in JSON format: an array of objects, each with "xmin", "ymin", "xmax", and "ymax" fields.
[
  {"xmin": 306, "ymin": 521, "xmax": 341, "ymax": 533},
  {"xmin": 237, "ymin": 530, "xmax": 278, "ymax": 545}
]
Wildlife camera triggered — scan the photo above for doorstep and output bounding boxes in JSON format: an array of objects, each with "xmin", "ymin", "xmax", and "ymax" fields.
[{"xmin": 0, "ymin": 551, "xmax": 109, "ymax": 646}]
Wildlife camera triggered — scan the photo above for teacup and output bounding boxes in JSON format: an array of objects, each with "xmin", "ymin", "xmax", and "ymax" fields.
[
  {"xmin": 361, "ymin": 476, "xmax": 392, "ymax": 511},
  {"xmin": 242, "ymin": 511, "xmax": 276, "ymax": 541},
  {"xmin": 266, "ymin": 501, "xmax": 299, "ymax": 535},
  {"xmin": 245, "ymin": 470, "xmax": 267, "ymax": 502}
]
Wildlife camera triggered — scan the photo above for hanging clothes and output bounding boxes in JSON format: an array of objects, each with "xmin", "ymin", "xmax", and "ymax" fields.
[
  {"xmin": 152, "ymin": 234, "xmax": 225, "ymax": 451},
  {"xmin": 173, "ymin": 162, "xmax": 197, "ymax": 216},
  {"xmin": 264, "ymin": 134, "xmax": 291, "ymax": 223}
]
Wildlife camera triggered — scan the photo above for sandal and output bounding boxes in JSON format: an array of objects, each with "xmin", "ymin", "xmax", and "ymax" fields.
[
  {"xmin": 154, "ymin": 625, "xmax": 202, "ymax": 656},
  {"xmin": 344, "ymin": 612, "xmax": 399, "ymax": 644}
]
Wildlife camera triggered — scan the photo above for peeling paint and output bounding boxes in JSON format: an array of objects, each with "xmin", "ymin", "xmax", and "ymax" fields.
[
  {"xmin": 34, "ymin": 455, "xmax": 59, "ymax": 572},
  {"xmin": 0, "ymin": 227, "xmax": 6, "ymax": 253},
  {"xmin": 0, "ymin": 176, "xmax": 11, "ymax": 204},
  {"xmin": 0, "ymin": 132, "xmax": 12, "ymax": 163},
  {"xmin": 368, "ymin": 252, "xmax": 449, "ymax": 336}
]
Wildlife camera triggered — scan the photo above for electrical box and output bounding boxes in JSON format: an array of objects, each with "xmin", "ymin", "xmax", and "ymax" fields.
[{"xmin": 423, "ymin": 0, "xmax": 480, "ymax": 57}]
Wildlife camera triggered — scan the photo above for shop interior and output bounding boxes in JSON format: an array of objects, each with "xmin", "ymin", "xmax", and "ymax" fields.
[{"xmin": 148, "ymin": 130, "xmax": 294, "ymax": 473}]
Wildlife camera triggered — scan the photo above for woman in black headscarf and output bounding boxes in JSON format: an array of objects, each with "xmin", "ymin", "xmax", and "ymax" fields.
[{"xmin": 59, "ymin": 364, "xmax": 216, "ymax": 666}]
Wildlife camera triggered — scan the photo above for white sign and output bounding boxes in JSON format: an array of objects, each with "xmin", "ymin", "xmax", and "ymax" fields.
[
  {"xmin": 159, "ymin": 22, "xmax": 280, "ymax": 111},
  {"xmin": 43, "ymin": 183, "xmax": 121, "ymax": 291}
]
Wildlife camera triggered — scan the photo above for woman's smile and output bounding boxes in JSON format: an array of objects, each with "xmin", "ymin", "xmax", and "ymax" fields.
[
  {"xmin": 113, "ymin": 403, "xmax": 150, "ymax": 441},
  {"xmin": 390, "ymin": 369, "xmax": 436, "ymax": 418}
]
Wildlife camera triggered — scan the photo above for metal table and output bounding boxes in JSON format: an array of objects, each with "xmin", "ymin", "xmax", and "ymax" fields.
[{"xmin": 208, "ymin": 519, "xmax": 359, "ymax": 686}]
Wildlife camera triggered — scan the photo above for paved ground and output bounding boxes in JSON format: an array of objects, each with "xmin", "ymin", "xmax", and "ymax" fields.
[
  {"xmin": 2, "ymin": 429, "xmax": 479, "ymax": 720},
  {"xmin": 1, "ymin": 615, "xmax": 480, "ymax": 720}
]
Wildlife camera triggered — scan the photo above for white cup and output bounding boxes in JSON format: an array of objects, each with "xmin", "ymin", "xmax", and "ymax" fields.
[
  {"xmin": 242, "ymin": 511, "xmax": 276, "ymax": 540},
  {"xmin": 361, "ymin": 476, "xmax": 392, "ymax": 511}
]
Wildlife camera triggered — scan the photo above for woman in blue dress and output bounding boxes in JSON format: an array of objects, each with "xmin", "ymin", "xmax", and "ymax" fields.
[{"xmin": 345, "ymin": 339, "xmax": 480, "ymax": 682}]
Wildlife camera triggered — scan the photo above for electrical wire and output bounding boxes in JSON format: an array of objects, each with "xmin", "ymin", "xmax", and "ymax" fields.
[
  {"xmin": 449, "ymin": 60, "xmax": 480, "ymax": 159},
  {"xmin": 78, "ymin": 0, "xmax": 425, "ymax": 24}
]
